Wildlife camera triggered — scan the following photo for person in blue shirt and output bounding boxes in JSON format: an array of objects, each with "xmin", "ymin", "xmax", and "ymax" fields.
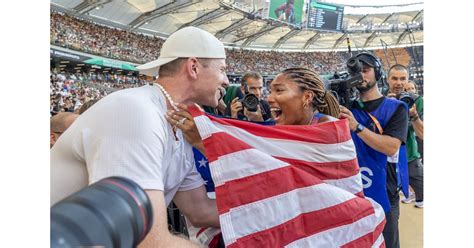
[{"xmin": 339, "ymin": 53, "xmax": 408, "ymax": 248}]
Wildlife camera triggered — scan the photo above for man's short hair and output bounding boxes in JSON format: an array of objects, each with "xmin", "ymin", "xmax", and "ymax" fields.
[
  {"xmin": 158, "ymin": 58, "xmax": 213, "ymax": 77},
  {"xmin": 388, "ymin": 64, "xmax": 409, "ymax": 76},
  {"xmin": 50, "ymin": 112, "xmax": 78, "ymax": 133},
  {"xmin": 241, "ymin": 72, "xmax": 263, "ymax": 86}
]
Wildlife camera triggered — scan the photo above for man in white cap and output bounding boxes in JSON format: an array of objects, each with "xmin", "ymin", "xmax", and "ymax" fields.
[{"xmin": 51, "ymin": 26, "xmax": 228, "ymax": 247}]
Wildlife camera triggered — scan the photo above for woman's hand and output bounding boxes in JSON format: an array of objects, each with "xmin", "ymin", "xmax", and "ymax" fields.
[{"xmin": 165, "ymin": 103, "xmax": 206, "ymax": 155}]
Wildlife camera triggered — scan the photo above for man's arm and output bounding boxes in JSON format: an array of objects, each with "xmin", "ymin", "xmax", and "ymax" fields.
[
  {"xmin": 339, "ymin": 106, "xmax": 405, "ymax": 157},
  {"xmin": 411, "ymin": 114, "xmax": 423, "ymax": 140},
  {"xmin": 173, "ymin": 186, "xmax": 220, "ymax": 228},
  {"xmin": 230, "ymin": 97, "xmax": 243, "ymax": 119},
  {"xmin": 410, "ymin": 100, "xmax": 424, "ymax": 139},
  {"xmin": 353, "ymin": 127, "xmax": 401, "ymax": 157},
  {"xmin": 138, "ymin": 190, "xmax": 200, "ymax": 248}
]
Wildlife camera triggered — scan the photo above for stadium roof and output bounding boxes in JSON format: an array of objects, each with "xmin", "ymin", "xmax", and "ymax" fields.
[{"xmin": 51, "ymin": 0, "xmax": 423, "ymax": 52}]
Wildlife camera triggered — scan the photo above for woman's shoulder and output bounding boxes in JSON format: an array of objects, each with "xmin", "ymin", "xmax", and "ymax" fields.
[{"xmin": 314, "ymin": 113, "xmax": 338, "ymax": 124}]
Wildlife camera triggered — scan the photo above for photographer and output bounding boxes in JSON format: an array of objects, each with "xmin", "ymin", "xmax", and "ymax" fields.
[
  {"xmin": 338, "ymin": 53, "xmax": 408, "ymax": 248},
  {"xmin": 225, "ymin": 72, "xmax": 272, "ymax": 122},
  {"xmin": 387, "ymin": 65, "xmax": 424, "ymax": 208}
]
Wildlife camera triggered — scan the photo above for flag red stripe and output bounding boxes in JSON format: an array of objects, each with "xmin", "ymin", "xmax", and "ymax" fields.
[
  {"xmin": 207, "ymin": 115, "xmax": 351, "ymax": 144},
  {"xmin": 190, "ymin": 109, "xmax": 352, "ymax": 144},
  {"xmin": 355, "ymin": 191, "xmax": 365, "ymax": 197},
  {"xmin": 276, "ymin": 157, "xmax": 360, "ymax": 180},
  {"xmin": 340, "ymin": 218, "xmax": 386, "ymax": 248},
  {"xmin": 226, "ymin": 197, "xmax": 375, "ymax": 248},
  {"xmin": 208, "ymin": 234, "xmax": 221, "ymax": 248},
  {"xmin": 196, "ymin": 228, "xmax": 207, "ymax": 238},
  {"xmin": 215, "ymin": 166, "xmax": 324, "ymax": 213},
  {"xmin": 203, "ymin": 132, "xmax": 253, "ymax": 162}
]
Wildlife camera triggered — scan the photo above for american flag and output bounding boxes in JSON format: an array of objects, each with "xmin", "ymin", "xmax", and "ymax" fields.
[{"xmin": 187, "ymin": 106, "xmax": 386, "ymax": 248}]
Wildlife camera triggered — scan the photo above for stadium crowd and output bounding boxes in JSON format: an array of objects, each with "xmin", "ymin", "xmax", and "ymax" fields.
[
  {"xmin": 50, "ymin": 12, "xmax": 164, "ymax": 64},
  {"xmin": 50, "ymin": 10, "xmax": 424, "ymax": 248},
  {"xmin": 50, "ymin": 70, "xmax": 151, "ymax": 115},
  {"xmin": 50, "ymin": 11, "xmax": 346, "ymax": 75}
]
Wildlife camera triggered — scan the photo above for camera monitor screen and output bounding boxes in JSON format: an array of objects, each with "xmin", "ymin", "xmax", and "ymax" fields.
[{"xmin": 306, "ymin": 0, "xmax": 344, "ymax": 32}]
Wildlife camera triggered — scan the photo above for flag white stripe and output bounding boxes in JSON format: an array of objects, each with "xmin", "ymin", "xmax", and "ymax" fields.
[
  {"xmin": 259, "ymin": 137, "xmax": 356, "ymax": 163},
  {"xmin": 324, "ymin": 173, "xmax": 363, "ymax": 195},
  {"xmin": 209, "ymin": 149, "xmax": 290, "ymax": 186},
  {"xmin": 284, "ymin": 198, "xmax": 385, "ymax": 247},
  {"xmin": 220, "ymin": 183, "xmax": 357, "ymax": 245},
  {"xmin": 210, "ymin": 149, "xmax": 362, "ymax": 193},
  {"xmin": 195, "ymin": 115, "xmax": 356, "ymax": 163},
  {"xmin": 372, "ymin": 233, "xmax": 384, "ymax": 247},
  {"xmin": 284, "ymin": 213, "xmax": 382, "ymax": 248}
]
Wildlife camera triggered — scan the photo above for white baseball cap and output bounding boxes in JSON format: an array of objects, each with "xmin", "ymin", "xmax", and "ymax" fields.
[{"xmin": 137, "ymin": 27, "xmax": 226, "ymax": 77}]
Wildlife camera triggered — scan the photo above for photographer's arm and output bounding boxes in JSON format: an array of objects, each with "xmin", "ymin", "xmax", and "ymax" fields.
[
  {"xmin": 410, "ymin": 103, "xmax": 424, "ymax": 140},
  {"xmin": 339, "ymin": 106, "xmax": 404, "ymax": 157},
  {"xmin": 138, "ymin": 190, "xmax": 200, "ymax": 248},
  {"xmin": 352, "ymin": 127, "xmax": 402, "ymax": 157},
  {"xmin": 411, "ymin": 116, "xmax": 423, "ymax": 140},
  {"xmin": 230, "ymin": 97, "xmax": 243, "ymax": 119}
]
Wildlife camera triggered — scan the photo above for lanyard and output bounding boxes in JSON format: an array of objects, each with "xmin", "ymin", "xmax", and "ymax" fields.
[{"xmin": 366, "ymin": 111, "xmax": 384, "ymax": 135}]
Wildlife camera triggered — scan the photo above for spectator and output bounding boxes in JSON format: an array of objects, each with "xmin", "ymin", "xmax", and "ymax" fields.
[
  {"xmin": 50, "ymin": 112, "xmax": 79, "ymax": 148},
  {"xmin": 50, "ymin": 11, "xmax": 348, "ymax": 75},
  {"xmin": 404, "ymin": 80, "xmax": 417, "ymax": 94}
]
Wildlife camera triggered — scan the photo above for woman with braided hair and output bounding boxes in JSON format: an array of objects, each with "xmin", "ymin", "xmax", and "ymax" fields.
[
  {"xmin": 167, "ymin": 67, "xmax": 341, "ymax": 143},
  {"xmin": 268, "ymin": 67, "xmax": 340, "ymax": 125}
]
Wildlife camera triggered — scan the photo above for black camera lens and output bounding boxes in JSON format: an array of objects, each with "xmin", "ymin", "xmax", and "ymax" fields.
[
  {"xmin": 51, "ymin": 177, "xmax": 153, "ymax": 248},
  {"xmin": 398, "ymin": 92, "xmax": 416, "ymax": 108},
  {"xmin": 241, "ymin": 94, "xmax": 259, "ymax": 112},
  {"xmin": 346, "ymin": 58, "xmax": 362, "ymax": 76}
]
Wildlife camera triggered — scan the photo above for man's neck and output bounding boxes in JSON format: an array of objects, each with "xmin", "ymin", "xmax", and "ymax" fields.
[
  {"xmin": 156, "ymin": 78, "xmax": 192, "ymax": 106},
  {"xmin": 360, "ymin": 86, "xmax": 383, "ymax": 102}
]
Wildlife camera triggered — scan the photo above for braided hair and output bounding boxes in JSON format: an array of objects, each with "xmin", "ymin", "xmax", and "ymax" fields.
[{"xmin": 281, "ymin": 67, "xmax": 340, "ymax": 118}]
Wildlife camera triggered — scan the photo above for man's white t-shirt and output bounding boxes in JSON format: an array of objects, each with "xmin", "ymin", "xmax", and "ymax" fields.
[{"xmin": 51, "ymin": 85, "xmax": 204, "ymax": 206}]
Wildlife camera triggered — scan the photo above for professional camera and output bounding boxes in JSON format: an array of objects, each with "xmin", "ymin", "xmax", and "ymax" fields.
[
  {"xmin": 397, "ymin": 92, "xmax": 419, "ymax": 109},
  {"xmin": 328, "ymin": 56, "xmax": 364, "ymax": 107},
  {"xmin": 51, "ymin": 177, "xmax": 153, "ymax": 248},
  {"xmin": 239, "ymin": 84, "xmax": 259, "ymax": 112}
]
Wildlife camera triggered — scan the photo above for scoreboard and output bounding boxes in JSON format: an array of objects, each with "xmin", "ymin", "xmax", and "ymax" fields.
[{"xmin": 307, "ymin": 0, "xmax": 344, "ymax": 32}]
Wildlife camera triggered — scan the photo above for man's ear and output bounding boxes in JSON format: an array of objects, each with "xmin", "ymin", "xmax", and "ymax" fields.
[
  {"xmin": 186, "ymin": 57, "xmax": 199, "ymax": 80},
  {"xmin": 50, "ymin": 132, "xmax": 57, "ymax": 147}
]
